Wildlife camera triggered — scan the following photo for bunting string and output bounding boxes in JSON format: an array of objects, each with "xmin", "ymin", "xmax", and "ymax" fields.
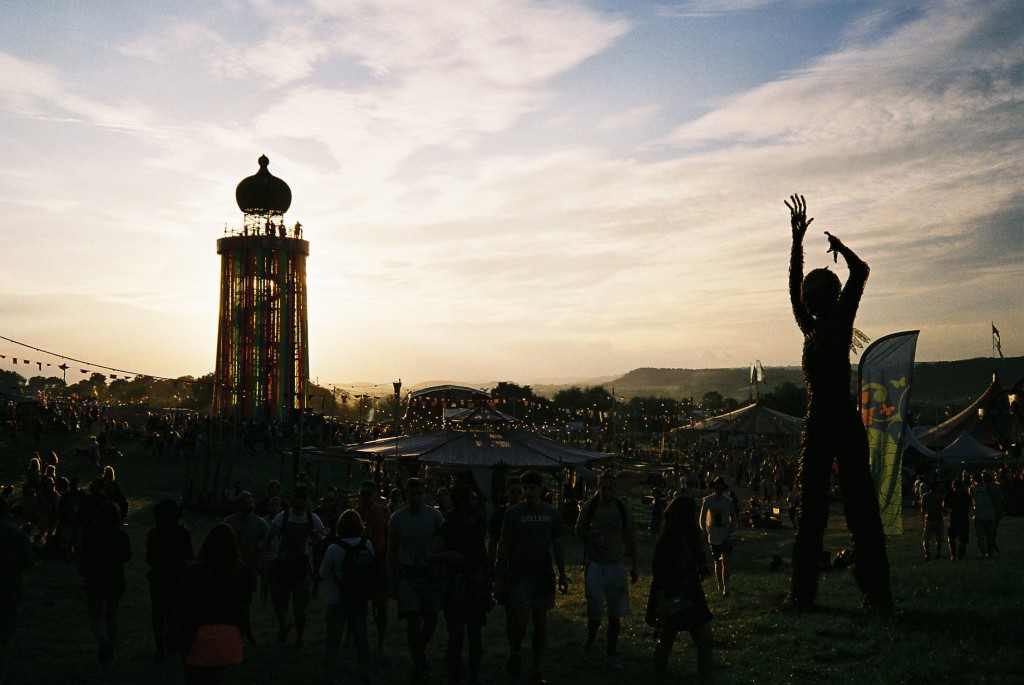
[{"xmin": 0, "ymin": 333, "xmax": 222, "ymax": 389}]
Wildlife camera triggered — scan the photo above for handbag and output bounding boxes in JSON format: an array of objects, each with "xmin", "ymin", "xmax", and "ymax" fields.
[{"xmin": 184, "ymin": 624, "xmax": 244, "ymax": 667}]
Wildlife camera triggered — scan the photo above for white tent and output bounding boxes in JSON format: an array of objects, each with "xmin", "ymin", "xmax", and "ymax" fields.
[{"xmin": 934, "ymin": 432, "xmax": 1003, "ymax": 463}]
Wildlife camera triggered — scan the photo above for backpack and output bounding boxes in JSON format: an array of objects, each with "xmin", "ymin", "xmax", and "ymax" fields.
[{"xmin": 334, "ymin": 538, "xmax": 374, "ymax": 607}]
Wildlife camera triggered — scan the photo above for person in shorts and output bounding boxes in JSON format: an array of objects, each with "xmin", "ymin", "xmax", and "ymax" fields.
[
  {"xmin": 698, "ymin": 477, "xmax": 736, "ymax": 596},
  {"xmin": 494, "ymin": 470, "xmax": 568, "ymax": 684},
  {"xmin": 388, "ymin": 477, "xmax": 444, "ymax": 682},
  {"xmin": 575, "ymin": 472, "xmax": 638, "ymax": 669}
]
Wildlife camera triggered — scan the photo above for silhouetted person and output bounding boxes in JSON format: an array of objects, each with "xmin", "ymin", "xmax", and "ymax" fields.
[
  {"xmin": 79, "ymin": 501, "xmax": 132, "ymax": 665},
  {"xmin": 146, "ymin": 499, "xmax": 194, "ymax": 662},
  {"xmin": 180, "ymin": 523, "xmax": 251, "ymax": 684},
  {"xmin": 0, "ymin": 497, "xmax": 35, "ymax": 684},
  {"xmin": 436, "ymin": 485, "xmax": 490, "ymax": 685},
  {"xmin": 786, "ymin": 194, "xmax": 891, "ymax": 612},
  {"xmin": 646, "ymin": 496, "xmax": 713, "ymax": 685}
]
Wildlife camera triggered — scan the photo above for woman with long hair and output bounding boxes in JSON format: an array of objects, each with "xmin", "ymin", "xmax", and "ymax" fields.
[
  {"xmin": 320, "ymin": 509, "xmax": 373, "ymax": 684},
  {"xmin": 78, "ymin": 500, "xmax": 132, "ymax": 665},
  {"xmin": 646, "ymin": 495, "xmax": 714, "ymax": 685},
  {"xmin": 178, "ymin": 523, "xmax": 252, "ymax": 684}
]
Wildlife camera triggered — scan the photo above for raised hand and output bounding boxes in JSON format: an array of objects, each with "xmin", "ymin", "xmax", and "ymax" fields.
[
  {"xmin": 785, "ymin": 194, "xmax": 813, "ymax": 238},
  {"xmin": 825, "ymin": 231, "xmax": 842, "ymax": 263}
]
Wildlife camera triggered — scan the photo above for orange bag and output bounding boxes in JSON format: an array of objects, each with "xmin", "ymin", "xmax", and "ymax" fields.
[{"xmin": 185, "ymin": 624, "xmax": 244, "ymax": 667}]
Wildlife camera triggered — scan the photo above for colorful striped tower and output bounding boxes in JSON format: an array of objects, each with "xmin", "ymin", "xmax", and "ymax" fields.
[{"xmin": 214, "ymin": 155, "xmax": 309, "ymax": 424}]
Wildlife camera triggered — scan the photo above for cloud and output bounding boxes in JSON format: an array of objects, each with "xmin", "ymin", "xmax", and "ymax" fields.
[
  {"xmin": 3, "ymin": 1, "xmax": 1023, "ymax": 382},
  {"xmin": 654, "ymin": 0, "xmax": 782, "ymax": 20}
]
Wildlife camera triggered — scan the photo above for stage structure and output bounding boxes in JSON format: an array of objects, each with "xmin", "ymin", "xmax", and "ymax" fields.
[{"xmin": 214, "ymin": 155, "xmax": 309, "ymax": 424}]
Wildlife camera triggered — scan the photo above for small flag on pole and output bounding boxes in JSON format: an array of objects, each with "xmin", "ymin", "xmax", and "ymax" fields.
[{"xmin": 993, "ymin": 323, "xmax": 1004, "ymax": 359}]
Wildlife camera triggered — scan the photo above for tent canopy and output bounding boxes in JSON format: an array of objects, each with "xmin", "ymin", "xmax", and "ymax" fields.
[
  {"xmin": 933, "ymin": 431, "xmax": 1003, "ymax": 462},
  {"xmin": 689, "ymin": 402, "xmax": 803, "ymax": 437},
  {"xmin": 918, "ymin": 373, "xmax": 1014, "ymax": 449},
  {"xmin": 323, "ymin": 428, "xmax": 614, "ymax": 470}
]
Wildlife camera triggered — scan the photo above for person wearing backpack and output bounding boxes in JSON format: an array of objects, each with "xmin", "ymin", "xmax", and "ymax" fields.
[
  {"xmin": 575, "ymin": 471, "xmax": 639, "ymax": 670},
  {"xmin": 320, "ymin": 509, "xmax": 373, "ymax": 685},
  {"xmin": 263, "ymin": 485, "xmax": 326, "ymax": 648}
]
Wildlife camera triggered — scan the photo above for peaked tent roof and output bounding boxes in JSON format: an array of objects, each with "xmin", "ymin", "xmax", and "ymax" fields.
[
  {"xmin": 918, "ymin": 373, "xmax": 1010, "ymax": 449},
  {"xmin": 323, "ymin": 429, "xmax": 613, "ymax": 469},
  {"xmin": 689, "ymin": 402, "xmax": 803, "ymax": 437},
  {"xmin": 933, "ymin": 431, "xmax": 1003, "ymax": 462},
  {"xmin": 447, "ymin": 405, "xmax": 520, "ymax": 425}
]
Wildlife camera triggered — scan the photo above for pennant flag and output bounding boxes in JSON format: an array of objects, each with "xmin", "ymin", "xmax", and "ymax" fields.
[
  {"xmin": 59, "ymin": 364, "xmax": 68, "ymax": 371},
  {"xmin": 992, "ymin": 322, "xmax": 1004, "ymax": 359},
  {"xmin": 755, "ymin": 360, "xmax": 766, "ymax": 384},
  {"xmin": 749, "ymin": 363, "xmax": 755, "ymax": 385},
  {"xmin": 858, "ymin": 330, "xmax": 920, "ymax": 535}
]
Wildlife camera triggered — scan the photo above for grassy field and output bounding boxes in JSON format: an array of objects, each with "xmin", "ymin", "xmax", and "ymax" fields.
[{"xmin": 2, "ymin": 430, "xmax": 1022, "ymax": 685}]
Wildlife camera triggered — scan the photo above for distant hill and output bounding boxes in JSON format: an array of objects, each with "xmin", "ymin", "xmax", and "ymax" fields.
[{"xmin": 531, "ymin": 356, "xmax": 1024, "ymax": 409}]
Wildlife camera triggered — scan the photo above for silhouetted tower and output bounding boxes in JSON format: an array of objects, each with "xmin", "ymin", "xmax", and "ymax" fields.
[{"xmin": 214, "ymin": 155, "xmax": 309, "ymax": 424}]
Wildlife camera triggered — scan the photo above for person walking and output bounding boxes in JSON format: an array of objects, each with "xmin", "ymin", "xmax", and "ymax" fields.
[
  {"xmin": 436, "ymin": 484, "xmax": 490, "ymax": 685},
  {"xmin": 970, "ymin": 472, "xmax": 997, "ymax": 558},
  {"xmin": 355, "ymin": 480, "xmax": 391, "ymax": 649},
  {"xmin": 225, "ymin": 491, "xmax": 267, "ymax": 644},
  {"xmin": 388, "ymin": 477, "xmax": 444, "ymax": 683},
  {"xmin": 646, "ymin": 495, "xmax": 714, "ymax": 685},
  {"xmin": 575, "ymin": 472, "xmax": 639, "ymax": 670},
  {"xmin": 179, "ymin": 523, "xmax": 251, "ymax": 685},
  {"xmin": 698, "ymin": 477, "xmax": 737, "ymax": 596},
  {"xmin": 0, "ymin": 496, "xmax": 34, "ymax": 684},
  {"xmin": 943, "ymin": 478, "xmax": 971, "ymax": 561},
  {"xmin": 320, "ymin": 509, "xmax": 374, "ymax": 685},
  {"xmin": 78, "ymin": 500, "xmax": 131, "ymax": 665},
  {"xmin": 494, "ymin": 470, "xmax": 568, "ymax": 685},
  {"xmin": 488, "ymin": 477, "xmax": 522, "ymax": 567},
  {"xmin": 145, "ymin": 499, "xmax": 194, "ymax": 662},
  {"xmin": 263, "ymin": 485, "xmax": 326, "ymax": 647}
]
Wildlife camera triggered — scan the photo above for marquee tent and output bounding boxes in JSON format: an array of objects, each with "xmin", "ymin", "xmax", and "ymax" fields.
[
  {"xmin": 933, "ymin": 431, "xmax": 1003, "ymax": 463},
  {"xmin": 689, "ymin": 402, "xmax": 803, "ymax": 437},
  {"xmin": 921, "ymin": 374, "xmax": 1015, "ymax": 448},
  {"xmin": 327, "ymin": 428, "xmax": 612, "ymax": 469}
]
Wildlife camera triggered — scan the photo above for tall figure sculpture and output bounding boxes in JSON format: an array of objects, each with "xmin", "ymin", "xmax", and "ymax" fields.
[{"xmin": 786, "ymin": 195, "xmax": 892, "ymax": 613}]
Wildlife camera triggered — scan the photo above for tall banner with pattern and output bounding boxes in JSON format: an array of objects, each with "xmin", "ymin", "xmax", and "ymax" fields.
[{"xmin": 858, "ymin": 330, "xmax": 920, "ymax": 535}]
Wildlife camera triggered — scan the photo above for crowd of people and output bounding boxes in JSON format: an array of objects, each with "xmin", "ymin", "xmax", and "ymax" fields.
[{"xmin": 1, "ymin": 436, "xmax": 1022, "ymax": 685}]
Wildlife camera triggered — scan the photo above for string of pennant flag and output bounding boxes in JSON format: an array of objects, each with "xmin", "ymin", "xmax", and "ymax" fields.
[{"xmin": 0, "ymin": 334, "xmax": 224, "ymax": 391}]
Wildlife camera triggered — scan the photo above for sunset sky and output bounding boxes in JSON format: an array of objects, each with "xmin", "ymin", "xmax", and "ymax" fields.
[{"xmin": 1, "ymin": 1, "xmax": 1022, "ymax": 388}]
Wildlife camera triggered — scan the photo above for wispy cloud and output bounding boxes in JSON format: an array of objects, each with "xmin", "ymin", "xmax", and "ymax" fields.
[{"xmin": 1, "ymin": 1, "xmax": 1023, "ymax": 382}]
